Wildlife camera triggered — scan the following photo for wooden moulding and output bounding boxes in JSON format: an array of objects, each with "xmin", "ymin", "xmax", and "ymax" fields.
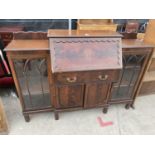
[{"xmin": 0, "ymin": 98, "xmax": 8, "ymax": 134}]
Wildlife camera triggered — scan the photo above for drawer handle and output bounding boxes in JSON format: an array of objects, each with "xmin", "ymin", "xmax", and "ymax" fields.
[
  {"xmin": 66, "ymin": 77, "xmax": 77, "ymax": 83},
  {"xmin": 98, "ymin": 75, "xmax": 108, "ymax": 80}
]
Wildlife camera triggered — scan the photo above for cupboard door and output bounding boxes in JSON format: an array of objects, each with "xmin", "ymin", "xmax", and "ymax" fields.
[
  {"xmin": 13, "ymin": 58, "xmax": 52, "ymax": 111},
  {"xmin": 110, "ymin": 53, "xmax": 147, "ymax": 100},
  {"xmin": 56, "ymin": 84, "xmax": 84, "ymax": 109},
  {"xmin": 84, "ymin": 83, "xmax": 110, "ymax": 108}
]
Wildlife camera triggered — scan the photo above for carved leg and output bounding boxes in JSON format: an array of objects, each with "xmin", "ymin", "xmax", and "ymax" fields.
[
  {"xmin": 24, "ymin": 115, "xmax": 30, "ymax": 122},
  {"xmin": 103, "ymin": 107, "xmax": 108, "ymax": 114},
  {"xmin": 54, "ymin": 111, "xmax": 59, "ymax": 120}
]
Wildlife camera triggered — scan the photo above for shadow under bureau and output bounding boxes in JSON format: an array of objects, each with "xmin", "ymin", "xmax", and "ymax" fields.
[{"xmin": 4, "ymin": 30, "xmax": 154, "ymax": 122}]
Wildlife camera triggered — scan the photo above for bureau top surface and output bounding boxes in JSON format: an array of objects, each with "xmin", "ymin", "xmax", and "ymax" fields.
[
  {"xmin": 48, "ymin": 29, "xmax": 122, "ymax": 38},
  {"xmin": 4, "ymin": 40, "xmax": 49, "ymax": 51},
  {"xmin": 50, "ymin": 37, "xmax": 122, "ymax": 73},
  {"xmin": 4, "ymin": 39, "xmax": 154, "ymax": 52}
]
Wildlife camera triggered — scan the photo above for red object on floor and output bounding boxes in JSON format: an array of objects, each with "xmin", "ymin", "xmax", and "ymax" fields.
[
  {"xmin": 0, "ymin": 77, "xmax": 14, "ymax": 87},
  {"xmin": 97, "ymin": 117, "xmax": 113, "ymax": 127}
]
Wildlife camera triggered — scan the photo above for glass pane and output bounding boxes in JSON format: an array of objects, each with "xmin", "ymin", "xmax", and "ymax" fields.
[
  {"xmin": 111, "ymin": 54, "xmax": 146, "ymax": 100},
  {"xmin": 13, "ymin": 58, "xmax": 52, "ymax": 110},
  {"xmin": 111, "ymin": 86, "xmax": 133, "ymax": 99}
]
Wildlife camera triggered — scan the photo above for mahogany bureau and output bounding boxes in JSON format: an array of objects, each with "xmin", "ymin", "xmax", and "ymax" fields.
[
  {"xmin": 48, "ymin": 30, "xmax": 122, "ymax": 120},
  {"xmin": 4, "ymin": 30, "xmax": 154, "ymax": 122}
]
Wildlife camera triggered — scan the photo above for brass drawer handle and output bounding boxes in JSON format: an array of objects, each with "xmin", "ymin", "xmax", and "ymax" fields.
[
  {"xmin": 98, "ymin": 75, "xmax": 108, "ymax": 80},
  {"xmin": 66, "ymin": 77, "xmax": 77, "ymax": 83}
]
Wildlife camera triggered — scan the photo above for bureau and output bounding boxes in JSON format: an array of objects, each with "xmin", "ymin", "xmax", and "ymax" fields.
[
  {"xmin": 48, "ymin": 30, "xmax": 122, "ymax": 119},
  {"xmin": 5, "ymin": 30, "xmax": 154, "ymax": 122}
]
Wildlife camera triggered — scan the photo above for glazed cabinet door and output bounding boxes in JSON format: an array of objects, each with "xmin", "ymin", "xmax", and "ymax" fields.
[
  {"xmin": 11, "ymin": 55, "xmax": 52, "ymax": 111},
  {"xmin": 55, "ymin": 84, "xmax": 84, "ymax": 109},
  {"xmin": 110, "ymin": 50, "xmax": 149, "ymax": 101},
  {"xmin": 84, "ymin": 83, "xmax": 110, "ymax": 108}
]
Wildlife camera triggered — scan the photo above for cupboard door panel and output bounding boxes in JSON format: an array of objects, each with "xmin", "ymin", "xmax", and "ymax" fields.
[
  {"xmin": 56, "ymin": 84, "xmax": 84, "ymax": 109},
  {"xmin": 84, "ymin": 83, "xmax": 110, "ymax": 108}
]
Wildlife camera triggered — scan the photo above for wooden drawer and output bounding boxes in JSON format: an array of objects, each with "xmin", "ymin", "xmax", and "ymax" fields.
[{"xmin": 54, "ymin": 70, "xmax": 120, "ymax": 84}]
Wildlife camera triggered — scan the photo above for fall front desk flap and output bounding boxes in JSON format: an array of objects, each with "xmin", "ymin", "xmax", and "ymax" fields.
[{"xmin": 48, "ymin": 30, "xmax": 123, "ymax": 73}]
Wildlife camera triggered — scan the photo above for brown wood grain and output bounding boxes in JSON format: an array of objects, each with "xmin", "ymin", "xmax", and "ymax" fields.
[
  {"xmin": 5, "ymin": 30, "xmax": 154, "ymax": 120},
  {"xmin": 0, "ymin": 26, "xmax": 24, "ymax": 47},
  {"xmin": 84, "ymin": 83, "xmax": 110, "ymax": 108},
  {"xmin": 50, "ymin": 37, "xmax": 122, "ymax": 73},
  {"xmin": 56, "ymin": 84, "xmax": 84, "ymax": 109},
  {"xmin": 13, "ymin": 32, "xmax": 47, "ymax": 40},
  {"xmin": 48, "ymin": 29, "xmax": 122, "ymax": 38},
  {"xmin": 138, "ymin": 20, "xmax": 155, "ymax": 95},
  {"xmin": 0, "ymin": 98, "xmax": 8, "ymax": 134},
  {"xmin": 148, "ymin": 58, "xmax": 155, "ymax": 71},
  {"xmin": 4, "ymin": 40, "xmax": 49, "ymax": 51},
  {"xmin": 139, "ymin": 81, "xmax": 155, "ymax": 95},
  {"xmin": 77, "ymin": 19, "xmax": 117, "ymax": 31},
  {"xmin": 144, "ymin": 20, "xmax": 155, "ymax": 44},
  {"xmin": 4, "ymin": 39, "xmax": 155, "ymax": 53}
]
